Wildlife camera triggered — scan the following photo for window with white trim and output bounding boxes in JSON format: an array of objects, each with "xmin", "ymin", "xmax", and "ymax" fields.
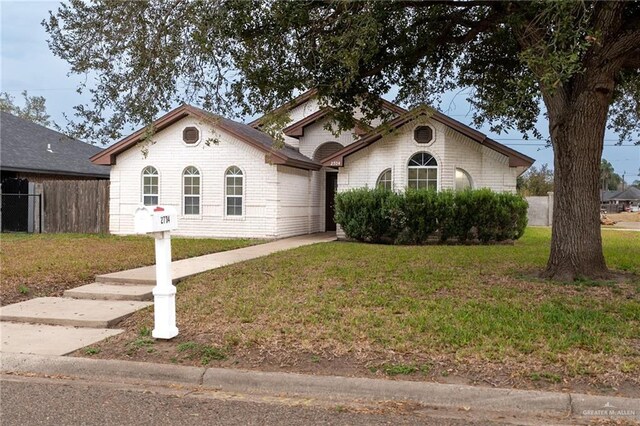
[
  {"xmin": 183, "ymin": 166, "xmax": 201, "ymax": 215},
  {"xmin": 455, "ymin": 168, "xmax": 472, "ymax": 191},
  {"xmin": 376, "ymin": 168, "xmax": 392, "ymax": 191},
  {"xmin": 141, "ymin": 166, "xmax": 159, "ymax": 205},
  {"xmin": 408, "ymin": 153, "xmax": 438, "ymax": 190},
  {"xmin": 225, "ymin": 166, "xmax": 243, "ymax": 216}
]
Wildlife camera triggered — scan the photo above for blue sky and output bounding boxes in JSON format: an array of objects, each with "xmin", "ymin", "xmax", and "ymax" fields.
[{"xmin": 2, "ymin": 1, "xmax": 638, "ymax": 183}]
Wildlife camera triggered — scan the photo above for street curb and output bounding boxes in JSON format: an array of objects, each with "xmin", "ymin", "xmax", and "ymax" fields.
[
  {"xmin": 1, "ymin": 352, "xmax": 205, "ymax": 385},
  {"xmin": 1, "ymin": 353, "xmax": 638, "ymax": 422},
  {"xmin": 202, "ymin": 367, "xmax": 570, "ymax": 417}
]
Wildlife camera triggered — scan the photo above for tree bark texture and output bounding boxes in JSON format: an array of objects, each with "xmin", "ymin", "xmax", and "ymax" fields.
[{"xmin": 542, "ymin": 85, "xmax": 611, "ymax": 281}]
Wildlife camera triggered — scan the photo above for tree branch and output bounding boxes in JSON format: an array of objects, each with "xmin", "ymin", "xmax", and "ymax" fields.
[
  {"xmin": 360, "ymin": 6, "xmax": 506, "ymax": 78},
  {"xmin": 604, "ymin": 29, "xmax": 640, "ymax": 64}
]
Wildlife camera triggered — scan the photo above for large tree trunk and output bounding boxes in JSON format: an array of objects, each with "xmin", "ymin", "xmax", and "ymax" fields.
[{"xmin": 542, "ymin": 86, "xmax": 611, "ymax": 281}]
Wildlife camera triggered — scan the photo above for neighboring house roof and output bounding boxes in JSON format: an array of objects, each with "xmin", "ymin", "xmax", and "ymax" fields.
[
  {"xmin": 321, "ymin": 105, "xmax": 535, "ymax": 169},
  {"xmin": 601, "ymin": 190, "xmax": 621, "ymax": 202},
  {"xmin": 609, "ymin": 186, "xmax": 640, "ymax": 201},
  {"xmin": 282, "ymin": 107, "xmax": 372, "ymax": 138},
  {"xmin": 0, "ymin": 111, "xmax": 110, "ymax": 178},
  {"xmin": 90, "ymin": 105, "xmax": 321, "ymax": 171}
]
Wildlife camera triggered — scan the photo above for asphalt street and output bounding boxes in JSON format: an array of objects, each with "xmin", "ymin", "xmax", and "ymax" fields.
[{"xmin": 0, "ymin": 375, "xmax": 509, "ymax": 426}]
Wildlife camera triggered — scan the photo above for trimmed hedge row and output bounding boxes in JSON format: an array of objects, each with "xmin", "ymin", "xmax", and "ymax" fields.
[{"xmin": 334, "ymin": 188, "xmax": 528, "ymax": 244}]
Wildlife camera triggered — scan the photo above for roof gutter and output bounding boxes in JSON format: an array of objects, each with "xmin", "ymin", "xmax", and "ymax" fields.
[{"xmin": 0, "ymin": 166, "xmax": 110, "ymax": 178}]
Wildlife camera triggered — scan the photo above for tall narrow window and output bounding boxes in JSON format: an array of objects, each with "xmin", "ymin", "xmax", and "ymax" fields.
[
  {"xmin": 141, "ymin": 166, "xmax": 159, "ymax": 205},
  {"xmin": 408, "ymin": 153, "xmax": 438, "ymax": 190},
  {"xmin": 455, "ymin": 168, "xmax": 472, "ymax": 191},
  {"xmin": 183, "ymin": 166, "xmax": 201, "ymax": 215},
  {"xmin": 225, "ymin": 166, "xmax": 243, "ymax": 216},
  {"xmin": 376, "ymin": 169, "xmax": 392, "ymax": 191}
]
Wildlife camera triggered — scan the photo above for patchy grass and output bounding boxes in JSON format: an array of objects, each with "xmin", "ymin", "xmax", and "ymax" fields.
[
  {"xmin": 0, "ymin": 233, "xmax": 260, "ymax": 305},
  {"xmin": 81, "ymin": 228, "xmax": 639, "ymax": 396},
  {"xmin": 373, "ymin": 363, "xmax": 421, "ymax": 376},
  {"xmin": 84, "ymin": 347, "xmax": 101, "ymax": 356},
  {"xmin": 176, "ymin": 341, "xmax": 227, "ymax": 365}
]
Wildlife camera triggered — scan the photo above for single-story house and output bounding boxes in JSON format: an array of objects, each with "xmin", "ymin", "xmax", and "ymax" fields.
[
  {"xmin": 0, "ymin": 111, "xmax": 110, "ymax": 182},
  {"xmin": 0, "ymin": 111, "xmax": 110, "ymax": 232},
  {"xmin": 90, "ymin": 90, "xmax": 534, "ymax": 238},
  {"xmin": 603, "ymin": 187, "xmax": 640, "ymax": 212}
]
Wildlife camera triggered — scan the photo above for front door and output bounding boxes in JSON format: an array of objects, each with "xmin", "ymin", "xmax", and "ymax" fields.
[{"xmin": 325, "ymin": 172, "xmax": 338, "ymax": 231}]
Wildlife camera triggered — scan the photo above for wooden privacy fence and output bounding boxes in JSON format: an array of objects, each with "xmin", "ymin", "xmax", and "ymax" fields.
[{"xmin": 40, "ymin": 180, "xmax": 109, "ymax": 233}]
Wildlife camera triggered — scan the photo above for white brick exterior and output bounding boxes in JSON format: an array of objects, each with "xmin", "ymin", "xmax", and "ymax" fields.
[
  {"xmin": 109, "ymin": 116, "xmax": 279, "ymax": 238},
  {"xmin": 108, "ymin": 100, "xmax": 526, "ymax": 238},
  {"xmin": 338, "ymin": 119, "xmax": 519, "ymax": 194}
]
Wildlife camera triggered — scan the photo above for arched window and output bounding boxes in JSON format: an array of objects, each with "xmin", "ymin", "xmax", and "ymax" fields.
[
  {"xmin": 455, "ymin": 168, "xmax": 472, "ymax": 191},
  {"xmin": 225, "ymin": 166, "xmax": 243, "ymax": 216},
  {"xmin": 408, "ymin": 153, "xmax": 438, "ymax": 190},
  {"xmin": 183, "ymin": 166, "xmax": 201, "ymax": 215},
  {"xmin": 141, "ymin": 166, "xmax": 159, "ymax": 205},
  {"xmin": 376, "ymin": 169, "xmax": 392, "ymax": 191}
]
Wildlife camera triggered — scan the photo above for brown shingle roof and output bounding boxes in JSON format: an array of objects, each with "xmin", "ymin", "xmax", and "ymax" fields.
[
  {"xmin": 282, "ymin": 107, "xmax": 372, "ymax": 138},
  {"xmin": 90, "ymin": 105, "xmax": 321, "ymax": 171}
]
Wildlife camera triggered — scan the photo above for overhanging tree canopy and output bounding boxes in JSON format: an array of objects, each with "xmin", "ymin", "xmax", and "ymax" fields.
[{"xmin": 44, "ymin": 0, "xmax": 640, "ymax": 280}]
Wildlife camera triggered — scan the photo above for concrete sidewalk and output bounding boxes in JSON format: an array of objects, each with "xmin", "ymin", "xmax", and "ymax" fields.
[
  {"xmin": 96, "ymin": 232, "xmax": 337, "ymax": 284},
  {"xmin": 2, "ymin": 352, "xmax": 638, "ymax": 424},
  {"xmin": 0, "ymin": 232, "xmax": 336, "ymax": 357}
]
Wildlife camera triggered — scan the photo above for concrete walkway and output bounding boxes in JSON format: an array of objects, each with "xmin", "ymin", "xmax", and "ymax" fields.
[
  {"xmin": 0, "ymin": 232, "xmax": 336, "ymax": 356},
  {"xmin": 610, "ymin": 221, "xmax": 640, "ymax": 230},
  {"xmin": 97, "ymin": 232, "xmax": 337, "ymax": 284}
]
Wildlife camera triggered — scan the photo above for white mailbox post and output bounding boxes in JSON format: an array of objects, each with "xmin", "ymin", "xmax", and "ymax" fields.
[{"xmin": 134, "ymin": 205, "xmax": 179, "ymax": 339}]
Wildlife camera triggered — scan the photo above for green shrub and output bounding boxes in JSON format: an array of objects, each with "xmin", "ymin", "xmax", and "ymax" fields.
[
  {"xmin": 395, "ymin": 189, "xmax": 438, "ymax": 244},
  {"xmin": 335, "ymin": 188, "xmax": 528, "ymax": 244},
  {"xmin": 334, "ymin": 188, "xmax": 399, "ymax": 243}
]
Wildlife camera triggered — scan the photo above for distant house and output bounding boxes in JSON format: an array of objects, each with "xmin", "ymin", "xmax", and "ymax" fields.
[
  {"xmin": 0, "ymin": 111, "xmax": 109, "ymax": 182},
  {"xmin": 0, "ymin": 112, "xmax": 110, "ymax": 232},
  {"xmin": 601, "ymin": 187, "xmax": 640, "ymax": 212},
  {"xmin": 91, "ymin": 90, "xmax": 534, "ymax": 238}
]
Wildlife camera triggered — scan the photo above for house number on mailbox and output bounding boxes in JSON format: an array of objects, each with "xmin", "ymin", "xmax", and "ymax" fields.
[{"xmin": 160, "ymin": 216, "xmax": 171, "ymax": 224}]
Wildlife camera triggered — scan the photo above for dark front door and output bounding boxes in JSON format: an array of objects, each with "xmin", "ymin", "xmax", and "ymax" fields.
[
  {"xmin": 325, "ymin": 172, "xmax": 338, "ymax": 231},
  {"xmin": 1, "ymin": 178, "xmax": 29, "ymax": 232}
]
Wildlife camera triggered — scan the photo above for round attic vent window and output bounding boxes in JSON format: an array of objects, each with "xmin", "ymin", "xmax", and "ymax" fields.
[
  {"xmin": 183, "ymin": 126, "xmax": 200, "ymax": 144},
  {"xmin": 414, "ymin": 126, "xmax": 433, "ymax": 144}
]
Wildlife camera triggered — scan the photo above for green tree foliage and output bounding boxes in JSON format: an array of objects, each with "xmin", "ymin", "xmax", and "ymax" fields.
[
  {"xmin": 43, "ymin": 1, "xmax": 640, "ymax": 280},
  {"xmin": 600, "ymin": 159, "xmax": 624, "ymax": 191},
  {"xmin": 517, "ymin": 164, "xmax": 554, "ymax": 196},
  {"xmin": 0, "ymin": 90, "xmax": 52, "ymax": 127}
]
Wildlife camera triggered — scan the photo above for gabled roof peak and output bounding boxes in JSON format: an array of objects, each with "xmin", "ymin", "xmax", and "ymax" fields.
[
  {"xmin": 320, "ymin": 105, "xmax": 534, "ymax": 169},
  {"xmin": 90, "ymin": 104, "xmax": 320, "ymax": 171}
]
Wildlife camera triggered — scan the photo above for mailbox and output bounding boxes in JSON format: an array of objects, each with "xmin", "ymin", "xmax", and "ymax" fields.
[
  {"xmin": 132, "ymin": 204, "xmax": 180, "ymax": 339},
  {"xmin": 134, "ymin": 205, "xmax": 178, "ymax": 234}
]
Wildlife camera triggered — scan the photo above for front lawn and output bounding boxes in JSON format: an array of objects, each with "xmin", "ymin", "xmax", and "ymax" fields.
[
  {"xmin": 0, "ymin": 233, "xmax": 259, "ymax": 305},
  {"xmin": 84, "ymin": 228, "xmax": 639, "ymax": 396}
]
